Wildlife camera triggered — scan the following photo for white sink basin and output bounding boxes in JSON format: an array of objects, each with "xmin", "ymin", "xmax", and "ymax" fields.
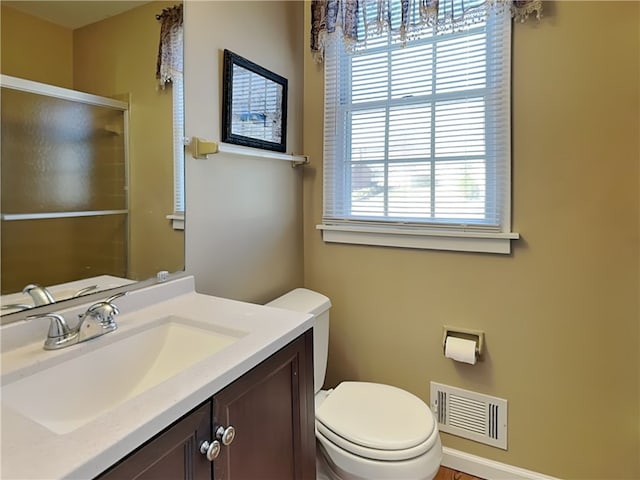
[{"xmin": 2, "ymin": 315, "xmax": 246, "ymax": 434}]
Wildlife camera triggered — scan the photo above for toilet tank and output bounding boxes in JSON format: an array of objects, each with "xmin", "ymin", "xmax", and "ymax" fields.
[{"xmin": 267, "ymin": 288, "xmax": 331, "ymax": 394}]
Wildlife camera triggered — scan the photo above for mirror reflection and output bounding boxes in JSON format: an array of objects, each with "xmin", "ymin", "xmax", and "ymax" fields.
[{"xmin": 0, "ymin": 1, "xmax": 184, "ymax": 316}]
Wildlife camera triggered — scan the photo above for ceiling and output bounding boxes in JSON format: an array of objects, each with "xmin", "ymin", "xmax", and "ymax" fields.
[{"xmin": 3, "ymin": 1, "xmax": 152, "ymax": 29}]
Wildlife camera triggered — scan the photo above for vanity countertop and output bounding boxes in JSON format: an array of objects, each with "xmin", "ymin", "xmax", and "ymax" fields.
[{"xmin": 0, "ymin": 276, "xmax": 313, "ymax": 479}]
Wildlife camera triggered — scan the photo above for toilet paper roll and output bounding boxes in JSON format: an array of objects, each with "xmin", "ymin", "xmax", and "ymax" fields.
[{"xmin": 445, "ymin": 336, "xmax": 477, "ymax": 365}]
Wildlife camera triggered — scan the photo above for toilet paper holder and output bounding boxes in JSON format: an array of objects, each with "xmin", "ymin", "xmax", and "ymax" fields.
[{"xmin": 443, "ymin": 326, "xmax": 484, "ymax": 358}]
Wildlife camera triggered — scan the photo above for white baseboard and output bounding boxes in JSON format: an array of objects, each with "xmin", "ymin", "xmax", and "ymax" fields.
[{"xmin": 442, "ymin": 447, "xmax": 560, "ymax": 480}]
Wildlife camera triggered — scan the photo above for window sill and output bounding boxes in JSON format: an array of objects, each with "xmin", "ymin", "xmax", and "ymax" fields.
[
  {"xmin": 166, "ymin": 213, "xmax": 184, "ymax": 231},
  {"xmin": 316, "ymin": 224, "xmax": 519, "ymax": 254}
]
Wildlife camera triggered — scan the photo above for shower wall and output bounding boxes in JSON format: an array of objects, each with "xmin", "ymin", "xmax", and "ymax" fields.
[{"xmin": 1, "ymin": 82, "xmax": 128, "ymax": 294}]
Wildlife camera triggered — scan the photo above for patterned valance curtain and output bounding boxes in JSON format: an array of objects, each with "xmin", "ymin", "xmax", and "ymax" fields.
[
  {"xmin": 156, "ymin": 4, "xmax": 183, "ymax": 88},
  {"xmin": 310, "ymin": 0, "xmax": 542, "ymax": 62}
]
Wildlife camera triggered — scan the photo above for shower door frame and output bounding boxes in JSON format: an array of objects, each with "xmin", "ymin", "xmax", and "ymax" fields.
[{"xmin": 0, "ymin": 74, "xmax": 131, "ymax": 275}]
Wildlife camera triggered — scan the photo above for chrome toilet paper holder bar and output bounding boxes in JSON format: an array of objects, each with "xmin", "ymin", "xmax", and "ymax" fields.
[{"xmin": 442, "ymin": 326, "xmax": 485, "ymax": 358}]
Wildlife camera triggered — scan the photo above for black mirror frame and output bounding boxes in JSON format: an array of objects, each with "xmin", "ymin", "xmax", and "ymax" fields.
[{"xmin": 221, "ymin": 49, "xmax": 288, "ymax": 153}]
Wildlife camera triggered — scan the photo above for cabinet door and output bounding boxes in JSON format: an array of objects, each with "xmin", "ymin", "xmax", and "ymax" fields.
[
  {"xmin": 213, "ymin": 330, "xmax": 315, "ymax": 480},
  {"xmin": 98, "ymin": 403, "xmax": 212, "ymax": 480}
]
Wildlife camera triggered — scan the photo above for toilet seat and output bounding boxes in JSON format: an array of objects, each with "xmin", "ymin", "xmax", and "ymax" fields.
[{"xmin": 316, "ymin": 382, "xmax": 438, "ymax": 461}]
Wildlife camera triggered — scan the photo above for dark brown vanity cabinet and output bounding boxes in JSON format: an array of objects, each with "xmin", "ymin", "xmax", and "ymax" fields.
[
  {"xmin": 213, "ymin": 330, "xmax": 316, "ymax": 480},
  {"xmin": 98, "ymin": 403, "xmax": 212, "ymax": 480},
  {"xmin": 98, "ymin": 330, "xmax": 315, "ymax": 480}
]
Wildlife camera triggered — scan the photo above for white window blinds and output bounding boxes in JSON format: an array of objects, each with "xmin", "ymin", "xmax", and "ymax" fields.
[
  {"xmin": 172, "ymin": 71, "xmax": 185, "ymax": 215},
  {"xmin": 321, "ymin": 5, "xmax": 515, "ymax": 250}
]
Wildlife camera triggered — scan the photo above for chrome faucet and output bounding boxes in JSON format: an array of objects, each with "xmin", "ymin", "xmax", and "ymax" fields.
[
  {"xmin": 76, "ymin": 293, "xmax": 124, "ymax": 343},
  {"xmin": 28, "ymin": 292, "xmax": 127, "ymax": 350},
  {"xmin": 22, "ymin": 284, "xmax": 55, "ymax": 306}
]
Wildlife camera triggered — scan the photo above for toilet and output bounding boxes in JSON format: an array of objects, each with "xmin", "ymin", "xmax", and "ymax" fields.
[{"xmin": 267, "ymin": 288, "xmax": 442, "ymax": 480}]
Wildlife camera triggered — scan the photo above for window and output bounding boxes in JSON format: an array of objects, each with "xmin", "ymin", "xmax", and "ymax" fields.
[
  {"xmin": 169, "ymin": 70, "xmax": 185, "ymax": 230},
  {"xmin": 319, "ymin": 4, "xmax": 518, "ymax": 254},
  {"xmin": 157, "ymin": 4, "xmax": 184, "ymax": 232}
]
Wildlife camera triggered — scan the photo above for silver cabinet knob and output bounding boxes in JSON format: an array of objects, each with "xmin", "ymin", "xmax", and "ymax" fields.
[
  {"xmin": 200, "ymin": 440, "xmax": 221, "ymax": 461},
  {"xmin": 215, "ymin": 425, "xmax": 236, "ymax": 446}
]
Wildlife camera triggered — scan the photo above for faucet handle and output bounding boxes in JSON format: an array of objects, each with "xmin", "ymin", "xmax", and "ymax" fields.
[
  {"xmin": 2, "ymin": 303, "xmax": 33, "ymax": 311},
  {"xmin": 105, "ymin": 291, "xmax": 127, "ymax": 304},
  {"xmin": 105, "ymin": 292, "xmax": 129, "ymax": 303},
  {"xmin": 72, "ymin": 285, "xmax": 98, "ymax": 298},
  {"xmin": 27, "ymin": 313, "xmax": 70, "ymax": 337},
  {"xmin": 82, "ymin": 291, "xmax": 127, "ymax": 326},
  {"xmin": 27, "ymin": 313, "xmax": 74, "ymax": 350}
]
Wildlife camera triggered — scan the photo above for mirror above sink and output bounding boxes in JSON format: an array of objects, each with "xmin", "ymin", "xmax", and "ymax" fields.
[{"xmin": 0, "ymin": 0, "xmax": 185, "ymax": 320}]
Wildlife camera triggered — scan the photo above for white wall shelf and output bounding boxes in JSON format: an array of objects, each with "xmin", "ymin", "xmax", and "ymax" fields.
[
  {"xmin": 185, "ymin": 137, "xmax": 308, "ymax": 166},
  {"xmin": 1, "ymin": 210, "xmax": 128, "ymax": 221}
]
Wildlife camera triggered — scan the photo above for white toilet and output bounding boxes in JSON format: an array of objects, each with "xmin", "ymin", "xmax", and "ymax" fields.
[{"xmin": 268, "ymin": 288, "xmax": 442, "ymax": 480}]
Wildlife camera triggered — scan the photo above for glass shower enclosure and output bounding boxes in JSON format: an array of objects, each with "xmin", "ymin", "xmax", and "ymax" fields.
[{"xmin": 1, "ymin": 75, "xmax": 129, "ymax": 294}]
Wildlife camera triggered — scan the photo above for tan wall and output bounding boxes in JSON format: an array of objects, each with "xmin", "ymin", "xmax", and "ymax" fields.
[
  {"xmin": 0, "ymin": 5, "xmax": 73, "ymax": 88},
  {"xmin": 184, "ymin": 1, "xmax": 304, "ymax": 303},
  {"xmin": 302, "ymin": 1, "xmax": 640, "ymax": 478},
  {"xmin": 74, "ymin": 1, "xmax": 184, "ymax": 281}
]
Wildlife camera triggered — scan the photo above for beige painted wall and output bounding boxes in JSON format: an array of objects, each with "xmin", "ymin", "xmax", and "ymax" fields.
[
  {"xmin": 74, "ymin": 1, "xmax": 184, "ymax": 281},
  {"xmin": 303, "ymin": 1, "xmax": 640, "ymax": 478},
  {"xmin": 184, "ymin": 1, "xmax": 304, "ymax": 303},
  {"xmin": 0, "ymin": 5, "xmax": 73, "ymax": 88}
]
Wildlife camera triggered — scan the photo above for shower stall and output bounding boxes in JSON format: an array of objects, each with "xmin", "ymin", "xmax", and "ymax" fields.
[{"xmin": 1, "ymin": 75, "xmax": 129, "ymax": 294}]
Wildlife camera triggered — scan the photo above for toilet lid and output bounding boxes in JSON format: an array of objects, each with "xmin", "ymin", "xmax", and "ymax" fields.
[{"xmin": 316, "ymin": 382, "xmax": 436, "ymax": 452}]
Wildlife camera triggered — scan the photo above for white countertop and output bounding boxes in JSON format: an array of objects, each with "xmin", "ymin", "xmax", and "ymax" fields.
[{"xmin": 0, "ymin": 276, "xmax": 314, "ymax": 479}]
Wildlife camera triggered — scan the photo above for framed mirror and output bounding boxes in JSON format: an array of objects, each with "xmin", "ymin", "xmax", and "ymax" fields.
[
  {"xmin": 0, "ymin": 1, "xmax": 185, "ymax": 321},
  {"xmin": 221, "ymin": 49, "xmax": 288, "ymax": 153}
]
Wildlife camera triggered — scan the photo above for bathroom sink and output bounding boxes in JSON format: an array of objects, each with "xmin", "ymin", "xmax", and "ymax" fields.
[{"xmin": 2, "ymin": 315, "xmax": 246, "ymax": 434}]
